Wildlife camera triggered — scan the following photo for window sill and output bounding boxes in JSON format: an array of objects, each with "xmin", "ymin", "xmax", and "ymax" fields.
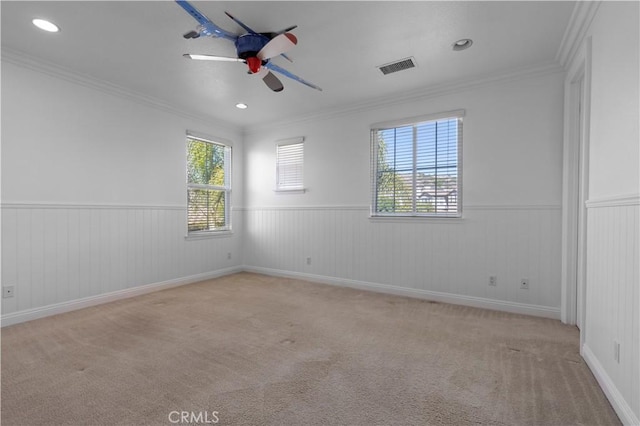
[
  {"xmin": 274, "ymin": 188, "xmax": 306, "ymax": 194},
  {"xmin": 185, "ymin": 230, "xmax": 234, "ymax": 240},
  {"xmin": 369, "ymin": 215, "xmax": 464, "ymax": 223}
]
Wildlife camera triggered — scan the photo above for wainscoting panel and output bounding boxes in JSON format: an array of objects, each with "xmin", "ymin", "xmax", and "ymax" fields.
[
  {"xmin": 1, "ymin": 204, "xmax": 243, "ymax": 319},
  {"xmin": 243, "ymin": 206, "xmax": 562, "ymax": 315},
  {"xmin": 584, "ymin": 197, "xmax": 639, "ymax": 424}
]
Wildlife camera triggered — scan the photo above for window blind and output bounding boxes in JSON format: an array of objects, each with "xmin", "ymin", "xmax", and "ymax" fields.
[
  {"xmin": 276, "ymin": 138, "xmax": 304, "ymax": 190},
  {"xmin": 186, "ymin": 136, "xmax": 231, "ymax": 233},
  {"xmin": 371, "ymin": 112, "xmax": 463, "ymax": 217}
]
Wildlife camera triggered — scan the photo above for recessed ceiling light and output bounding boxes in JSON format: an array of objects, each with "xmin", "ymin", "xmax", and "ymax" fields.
[
  {"xmin": 235, "ymin": 103, "xmax": 248, "ymax": 109},
  {"xmin": 32, "ymin": 18, "xmax": 60, "ymax": 33},
  {"xmin": 452, "ymin": 38, "xmax": 473, "ymax": 51}
]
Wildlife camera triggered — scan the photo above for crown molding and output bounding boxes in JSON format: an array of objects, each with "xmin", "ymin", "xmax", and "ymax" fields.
[
  {"xmin": 1, "ymin": 47, "xmax": 241, "ymax": 134},
  {"xmin": 555, "ymin": 1, "xmax": 601, "ymax": 69},
  {"xmin": 2, "ymin": 45, "xmax": 567, "ymax": 138},
  {"xmin": 244, "ymin": 60, "xmax": 565, "ymax": 136}
]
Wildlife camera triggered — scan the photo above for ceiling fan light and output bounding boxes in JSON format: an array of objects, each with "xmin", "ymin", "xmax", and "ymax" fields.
[{"xmin": 32, "ymin": 18, "xmax": 59, "ymax": 33}]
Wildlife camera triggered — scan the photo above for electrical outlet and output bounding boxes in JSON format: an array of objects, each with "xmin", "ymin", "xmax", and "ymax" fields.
[
  {"xmin": 520, "ymin": 278, "xmax": 529, "ymax": 290},
  {"xmin": 227, "ymin": 252, "xmax": 232, "ymax": 260},
  {"xmin": 489, "ymin": 276, "xmax": 497, "ymax": 286},
  {"xmin": 3, "ymin": 286, "xmax": 15, "ymax": 298},
  {"xmin": 306, "ymin": 257, "xmax": 312, "ymax": 265},
  {"xmin": 614, "ymin": 341, "xmax": 620, "ymax": 363}
]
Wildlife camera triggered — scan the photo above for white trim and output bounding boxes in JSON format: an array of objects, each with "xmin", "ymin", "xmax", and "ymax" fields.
[
  {"xmin": 556, "ymin": 1, "xmax": 601, "ymax": 69},
  {"xmin": 1, "ymin": 202, "xmax": 247, "ymax": 213},
  {"xmin": 561, "ymin": 34, "xmax": 592, "ymax": 327},
  {"xmin": 186, "ymin": 131, "xmax": 234, "ymax": 148},
  {"xmin": 1, "ymin": 263, "xmax": 561, "ymax": 327},
  {"xmin": 465, "ymin": 204, "xmax": 561, "ymax": 211},
  {"xmin": 586, "ymin": 194, "xmax": 640, "ymax": 208},
  {"xmin": 187, "ymin": 183, "xmax": 228, "ymax": 191},
  {"xmin": 582, "ymin": 344, "xmax": 639, "ymax": 426},
  {"xmin": 239, "ymin": 204, "xmax": 561, "ymax": 212},
  {"xmin": 274, "ymin": 188, "xmax": 306, "ymax": 194},
  {"xmin": 2, "ymin": 36, "xmax": 564, "ymax": 137},
  {"xmin": 275, "ymin": 136, "xmax": 304, "ymax": 147},
  {"xmin": 0, "ymin": 202, "xmax": 184, "ymax": 210},
  {"xmin": 1, "ymin": 267, "xmax": 242, "ymax": 328},
  {"xmin": 0, "ymin": 202, "xmax": 561, "ymax": 214},
  {"xmin": 243, "ymin": 266, "xmax": 561, "ymax": 320},
  {"xmin": 246, "ymin": 61, "xmax": 564, "ymax": 135},
  {"xmin": 371, "ymin": 109, "xmax": 465, "ymax": 130},
  {"xmin": 238, "ymin": 205, "xmax": 369, "ymax": 212},
  {"xmin": 575, "ymin": 40, "xmax": 591, "ymax": 339},
  {"xmin": 184, "ymin": 230, "xmax": 234, "ymax": 240},
  {"xmin": 1, "ymin": 47, "xmax": 240, "ymax": 134},
  {"xmin": 369, "ymin": 215, "xmax": 464, "ymax": 224}
]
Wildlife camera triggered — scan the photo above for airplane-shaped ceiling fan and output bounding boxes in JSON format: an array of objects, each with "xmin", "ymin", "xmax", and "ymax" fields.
[{"xmin": 176, "ymin": 0, "xmax": 322, "ymax": 92}]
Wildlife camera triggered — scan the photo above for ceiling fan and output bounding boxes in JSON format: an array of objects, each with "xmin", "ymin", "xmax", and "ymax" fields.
[{"xmin": 176, "ymin": 0, "xmax": 322, "ymax": 92}]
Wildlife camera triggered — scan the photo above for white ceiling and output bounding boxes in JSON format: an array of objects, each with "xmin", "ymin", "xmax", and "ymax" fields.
[{"xmin": 1, "ymin": 1, "xmax": 575, "ymax": 129}]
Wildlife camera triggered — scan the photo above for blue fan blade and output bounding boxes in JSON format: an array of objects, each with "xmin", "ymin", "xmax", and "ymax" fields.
[
  {"xmin": 225, "ymin": 11, "xmax": 258, "ymax": 35},
  {"xmin": 275, "ymin": 25, "xmax": 298, "ymax": 35},
  {"xmin": 264, "ymin": 62, "xmax": 322, "ymax": 91},
  {"xmin": 176, "ymin": 1, "xmax": 237, "ymax": 41}
]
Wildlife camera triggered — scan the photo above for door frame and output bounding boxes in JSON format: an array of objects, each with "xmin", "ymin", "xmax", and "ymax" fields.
[{"xmin": 561, "ymin": 37, "xmax": 591, "ymax": 350}]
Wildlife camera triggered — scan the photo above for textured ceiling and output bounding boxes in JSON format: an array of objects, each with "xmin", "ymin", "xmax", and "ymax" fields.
[{"xmin": 1, "ymin": 1, "xmax": 575, "ymax": 129}]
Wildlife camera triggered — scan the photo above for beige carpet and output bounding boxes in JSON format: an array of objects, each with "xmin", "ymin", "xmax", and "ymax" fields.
[{"xmin": 2, "ymin": 273, "xmax": 619, "ymax": 425}]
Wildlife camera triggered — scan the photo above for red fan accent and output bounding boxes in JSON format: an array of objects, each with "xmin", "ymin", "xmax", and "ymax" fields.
[{"xmin": 247, "ymin": 56, "xmax": 262, "ymax": 74}]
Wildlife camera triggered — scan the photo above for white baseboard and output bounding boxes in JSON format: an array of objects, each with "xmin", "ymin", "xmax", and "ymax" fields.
[
  {"xmin": 1, "ymin": 266, "xmax": 243, "ymax": 327},
  {"xmin": 243, "ymin": 266, "xmax": 561, "ymax": 320},
  {"xmin": 0, "ymin": 264, "xmax": 561, "ymax": 326},
  {"xmin": 582, "ymin": 344, "xmax": 639, "ymax": 426}
]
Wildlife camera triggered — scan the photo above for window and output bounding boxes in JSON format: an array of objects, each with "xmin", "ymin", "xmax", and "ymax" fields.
[
  {"xmin": 276, "ymin": 137, "xmax": 304, "ymax": 192},
  {"xmin": 371, "ymin": 110, "xmax": 463, "ymax": 217},
  {"xmin": 186, "ymin": 134, "xmax": 231, "ymax": 233}
]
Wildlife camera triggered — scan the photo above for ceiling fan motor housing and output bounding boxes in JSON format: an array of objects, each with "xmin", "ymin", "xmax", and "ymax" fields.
[{"xmin": 236, "ymin": 33, "xmax": 270, "ymax": 73}]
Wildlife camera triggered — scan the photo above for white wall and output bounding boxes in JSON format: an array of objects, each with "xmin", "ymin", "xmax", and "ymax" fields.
[
  {"xmin": 1, "ymin": 60, "xmax": 244, "ymax": 324},
  {"xmin": 576, "ymin": 2, "xmax": 640, "ymax": 424},
  {"xmin": 245, "ymin": 72, "xmax": 564, "ymax": 208},
  {"xmin": 243, "ymin": 71, "xmax": 565, "ymax": 318},
  {"xmin": 587, "ymin": 3, "xmax": 639, "ymax": 201}
]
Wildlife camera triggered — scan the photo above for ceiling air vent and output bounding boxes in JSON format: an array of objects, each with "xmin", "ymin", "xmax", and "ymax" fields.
[{"xmin": 377, "ymin": 57, "xmax": 417, "ymax": 75}]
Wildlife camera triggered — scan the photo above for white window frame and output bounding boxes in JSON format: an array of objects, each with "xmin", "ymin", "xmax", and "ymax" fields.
[
  {"xmin": 370, "ymin": 110, "xmax": 464, "ymax": 218},
  {"xmin": 275, "ymin": 137, "xmax": 305, "ymax": 193},
  {"xmin": 186, "ymin": 132, "xmax": 232, "ymax": 236}
]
